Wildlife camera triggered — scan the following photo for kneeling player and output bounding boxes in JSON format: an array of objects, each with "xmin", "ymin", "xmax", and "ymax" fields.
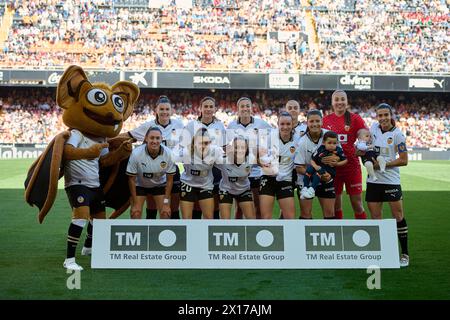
[
  {"xmin": 126, "ymin": 127, "xmax": 176, "ymax": 219},
  {"xmin": 216, "ymin": 136, "xmax": 256, "ymax": 219},
  {"xmin": 176, "ymin": 128, "xmax": 224, "ymax": 219}
]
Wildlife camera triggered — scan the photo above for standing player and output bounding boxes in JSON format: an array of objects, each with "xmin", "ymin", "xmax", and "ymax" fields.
[
  {"xmin": 118, "ymin": 95, "xmax": 184, "ymax": 219},
  {"xmin": 216, "ymin": 136, "xmax": 256, "ymax": 219},
  {"xmin": 322, "ymin": 90, "xmax": 368, "ymax": 219},
  {"xmin": 126, "ymin": 127, "xmax": 176, "ymax": 219},
  {"xmin": 228, "ymin": 97, "xmax": 272, "ymax": 219},
  {"xmin": 365, "ymin": 103, "xmax": 410, "ymax": 267},
  {"xmin": 184, "ymin": 97, "xmax": 226, "ymax": 219},
  {"xmin": 285, "ymin": 99, "xmax": 307, "ymax": 140},
  {"xmin": 295, "ymin": 110, "xmax": 336, "ymax": 219},
  {"xmin": 280, "ymin": 99, "xmax": 307, "ymax": 219},
  {"xmin": 258, "ymin": 112, "xmax": 296, "ymax": 219},
  {"xmin": 175, "ymin": 128, "xmax": 224, "ymax": 219}
]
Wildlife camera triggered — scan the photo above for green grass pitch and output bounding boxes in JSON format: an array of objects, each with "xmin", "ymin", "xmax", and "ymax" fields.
[{"xmin": 1, "ymin": 159, "xmax": 449, "ymax": 300}]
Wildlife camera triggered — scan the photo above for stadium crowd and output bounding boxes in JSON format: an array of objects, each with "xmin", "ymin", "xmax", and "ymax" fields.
[
  {"xmin": 1, "ymin": 89, "xmax": 448, "ymax": 148},
  {"xmin": 0, "ymin": 0, "xmax": 448, "ymax": 72}
]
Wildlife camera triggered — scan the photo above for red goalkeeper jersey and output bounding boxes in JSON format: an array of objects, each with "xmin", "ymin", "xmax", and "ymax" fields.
[{"xmin": 322, "ymin": 112, "xmax": 367, "ymax": 172}]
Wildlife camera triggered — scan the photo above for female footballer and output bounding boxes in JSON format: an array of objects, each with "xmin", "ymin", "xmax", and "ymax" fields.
[
  {"xmin": 295, "ymin": 110, "xmax": 336, "ymax": 219},
  {"xmin": 227, "ymin": 97, "xmax": 272, "ymax": 219},
  {"xmin": 258, "ymin": 112, "xmax": 296, "ymax": 219},
  {"xmin": 175, "ymin": 128, "xmax": 224, "ymax": 219},
  {"xmin": 322, "ymin": 90, "xmax": 368, "ymax": 219},
  {"xmin": 119, "ymin": 95, "xmax": 184, "ymax": 219},
  {"xmin": 184, "ymin": 96, "xmax": 226, "ymax": 219},
  {"xmin": 365, "ymin": 103, "xmax": 410, "ymax": 267},
  {"xmin": 216, "ymin": 136, "xmax": 256, "ymax": 219},
  {"xmin": 126, "ymin": 127, "xmax": 176, "ymax": 219}
]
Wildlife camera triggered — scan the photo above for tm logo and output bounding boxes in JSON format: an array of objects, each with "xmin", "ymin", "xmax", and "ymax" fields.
[
  {"xmin": 208, "ymin": 226, "xmax": 284, "ymax": 251},
  {"xmin": 110, "ymin": 226, "xmax": 186, "ymax": 251},
  {"xmin": 305, "ymin": 226, "xmax": 381, "ymax": 251}
]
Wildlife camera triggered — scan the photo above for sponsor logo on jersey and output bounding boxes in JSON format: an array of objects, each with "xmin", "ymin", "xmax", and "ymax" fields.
[{"xmin": 338, "ymin": 134, "xmax": 348, "ymax": 143}]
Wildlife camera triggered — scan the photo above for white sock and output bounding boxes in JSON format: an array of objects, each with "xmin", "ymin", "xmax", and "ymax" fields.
[
  {"xmin": 365, "ymin": 161, "xmax": 377, "ymax": 180},
  {"xmin": 377, "ymin": 156, "xmax": 386, "ymax": 172}
]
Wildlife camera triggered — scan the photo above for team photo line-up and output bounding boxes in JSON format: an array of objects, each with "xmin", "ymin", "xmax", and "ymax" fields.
[{"xmin": 62, "ymin": 90, "xmax": 409, "ymax": 270}]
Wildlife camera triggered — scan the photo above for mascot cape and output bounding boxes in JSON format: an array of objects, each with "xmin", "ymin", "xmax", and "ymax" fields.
[{"xmin": 24, "ymin": 65, "xmax": 139, "ymax": 223}]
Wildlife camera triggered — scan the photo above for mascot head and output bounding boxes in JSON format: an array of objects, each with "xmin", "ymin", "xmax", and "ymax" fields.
[{"xmin": 56, "ymin": 65, "xmax": 139, "ymax": 138}]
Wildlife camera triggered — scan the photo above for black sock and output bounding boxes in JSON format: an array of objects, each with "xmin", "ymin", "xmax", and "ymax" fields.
[
  {"xmin": 83, "ymin": 221, "xmax": 93, "ymax": 248},
  {"xmin": 171, "ymin": 210, "xmax": 180, "ymax": 219},
  {"xmin": 67, "ymin": 223, "xmax": 83, "ymax": 258},
  {"xmin": 397, "ymin": 218, "xmax": 409, "ymax": 255},
  {"xmin": 324, "ymin": 216, "xmax": 335, "ymax": 219},
  {"xmin": 146, "ymin": 209, "xmax": 157, "ymax": 219},
  {"xmin": 299, "ymin": 216, "xmax": 312, "ymax": 219},
  {"xmin": 192, "ymin": 210, "xmax": 202, "ymax": 219},
  {"xmin": 213, "ymin": 210, "xmax": 220, "ymax": 219},
  {"xmin": 279, "ymin": 213, "xmax": 284, "ymax": 219}
]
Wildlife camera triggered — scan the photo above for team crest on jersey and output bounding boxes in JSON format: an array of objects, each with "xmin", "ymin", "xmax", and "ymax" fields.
[
  {"xmin": 181, "ymin": 192, "xmax": 186, "ymax": 197},
  {"xmin": 344, "ymin": 125, "xmax": 350, "ymax": 131},
  {"xmin": 245, "ymin": 166, "xmax": 251, "ymax": 173},
  {"xmin": 77, "ymin": 196, "xmax": 84, "ymax": 204},
  {"xmin": 220, "ymin": 194, "xmax": 224, "ymax": 200},
  {"xmin": 171, "ymin": 129, "xmax": 177, "ymax": 135},
  {"xmin": 160, "ymin": 161, "xmax": 167, "ymax": 169},
  {"xmin": 290, "ymin": 146, "xmax": 296, "ymax": 154},
  {"xmin": 387, "ymin": 137, "xmax": 393, "ymax": 145}
]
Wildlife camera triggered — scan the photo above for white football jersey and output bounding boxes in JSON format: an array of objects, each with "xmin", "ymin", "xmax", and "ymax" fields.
[
  {"xmin": 129, "ymin": 117, "xmax": 184, "ymax": 150},
  {"xmin": 261, "ymin": 131, "xmax": 297, "ymax": 182},
  {"xmin": 227, "ymin": 116, "xmax": 273, "ymax": 178},
  {"xmin": 126, "ymin": 144, "xmax": 176, "ymax": 188},
  {"xmin": 368, "ymin": 123, "xmax": 407, "ymax": 185},
  {"xmin": 64, "ymin": 129, "xmax": 108, "ymax": 188},
  {"xmin": 174, "ymin": 145, "xmax": 224, "ymax": 190},
  {"xmin": 184, "ymin": 118, "xmax": 226, "ymax": 148},
  {"xmin": 293, "ymin": 122, "xmax": 307, "ymax": 144},
  {"xmin": 294, "ymin": 129, "xmax": 329, "ymax": 187},
  {"xmin": 216, "ymin": 154, "xmax": 254, "ymax": 195}
]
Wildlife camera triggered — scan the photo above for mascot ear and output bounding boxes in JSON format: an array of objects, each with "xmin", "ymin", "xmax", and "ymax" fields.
[
  {"xmin": 56, "ymin": 65, "xmax": 89, "ymax": 110},
  {"xmin": 111, "ymin": 81, "xmax": 140, "ymax": 121}
]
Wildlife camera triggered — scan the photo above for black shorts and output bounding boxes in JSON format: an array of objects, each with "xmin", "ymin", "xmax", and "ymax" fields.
[
  {"xmin": 180, "ymin": 182, "xmax": 214, "ymax": 202},
  {"xmin": 297, "ymin": 180, "xmax": 336, "ymax": 199},
  {"xmin": 365, "ymin": 183, "xmax": 403, "ymax": 202},
  {"xmin": 362, "ymin": 150, "xmax": 379, "ymax": 164},
  {"xmin": 136, "ymin": 185, "xmax": 166, "ymax": 196},
  {"xmin": 249, "ymin": 176, "xmax": 261, "ymax": 189},
  {"xmin": 219, "ymin": 189, "xmax": 253, "ymax": 204},
  {"xmin": 259, "ymin": 176, "xmax": 293, "ymax": 199},
  {"xmin": 291, "ymin": 169, "xmax": 297, "ymax": 188},
  {"xmin": 171, "ymin": 166, "xmax": 181, "ymax": 193},
  {"xmin": 212, "ymin": 166, "xmax": 222, "ymax": 193},
  {"xmin": 65, "ymin": 185, "xmax": 106, "ymax": 214}
]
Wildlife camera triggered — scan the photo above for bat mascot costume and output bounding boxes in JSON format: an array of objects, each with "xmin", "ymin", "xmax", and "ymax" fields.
[{"xmin": 24, "ymin": 65, "xmax": 139, "ymax": 270}]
